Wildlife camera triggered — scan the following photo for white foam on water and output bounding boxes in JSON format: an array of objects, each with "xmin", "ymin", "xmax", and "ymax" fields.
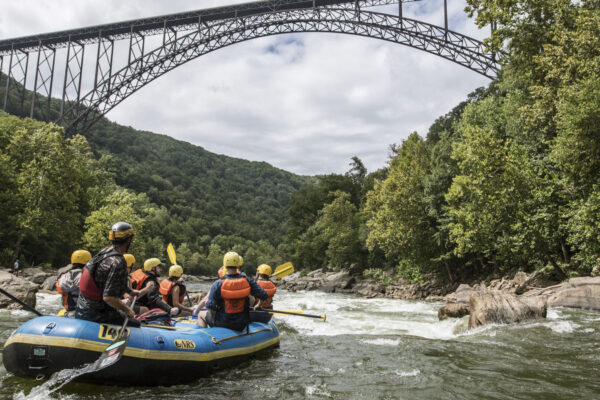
[
  {"xmin": 13, "ymin": 357, "xmax": 111, "ymax": 400},
  {"xmin": 546, "ymin": 308, "xmax": 561, "ymax": 319},
  {"xmin": 360, "ymin": 338, "xmax": 401, "ymax": 346},
  {"xmin": 275, "ymin": 290, "xmax": 466, "ymax": 340},
  {"xmin": 582, "ymin": 328, "xmax": 595, "ymax": 333},
  {"xmin": 547, "ymin": 320, "xmax": 578, "ymax": 333},
  {"xmin": 394, "ymin": 369, "xmax": 420, "ymax": 377},
  {"xmin": 305, "ymin": 384, "xmax": 331, "ymax": 398}
]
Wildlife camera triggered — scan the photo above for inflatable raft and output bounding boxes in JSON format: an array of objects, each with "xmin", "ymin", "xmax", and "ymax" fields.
[{"xmin": 3, "ymin": 315, "xmax": 279, "ymax": 386}]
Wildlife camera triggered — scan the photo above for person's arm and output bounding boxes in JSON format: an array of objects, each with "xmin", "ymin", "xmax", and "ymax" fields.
[
  {"xmin": 103, "ymin": 258, "xmax": 135, "ymax": 318},
  {"xmin": 104, "ymin": 296, "xmax": 135, "ymax": 318},
  {"xmin": 171, "ymin": 286, "xmax": 193, "ymax": 313},
  {"xmin": 137, "ymin": 280, "xmax": 155, "ymax": 296},
  {"xmin": 204, "ymin": 282, "xmax": 221, "ymax": 311},
  {"xmin": 248, "ymin": 278, "xmax": 268, "ymax": 301}
]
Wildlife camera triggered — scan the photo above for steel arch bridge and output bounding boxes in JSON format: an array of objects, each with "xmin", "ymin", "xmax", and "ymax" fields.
[{"xmin": 0, "ymin": 0, "xmax": 500, "ymax": 134}]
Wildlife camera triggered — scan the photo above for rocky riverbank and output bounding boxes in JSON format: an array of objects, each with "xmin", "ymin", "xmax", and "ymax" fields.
[
  {"xmin": 3, "ymin": 265, "xmax": 600, "ymax": 330},
  {"xmin": 277, "ymin": 268, "xmax": 600, "ymax": 328}
]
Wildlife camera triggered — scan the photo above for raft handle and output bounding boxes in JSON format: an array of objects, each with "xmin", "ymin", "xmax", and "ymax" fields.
[{"xmin": 155, "ymin": 336, "xmax": 165, "ymax": 345}]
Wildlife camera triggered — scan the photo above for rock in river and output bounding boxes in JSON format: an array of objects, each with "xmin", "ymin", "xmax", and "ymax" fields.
[
  {"xmin": 469, "ymin": 292, "xmax": 546, "ymax": 329},
  {"xmin": 0, "ymin": 270, "xmax": 38, "ymax": 309}
]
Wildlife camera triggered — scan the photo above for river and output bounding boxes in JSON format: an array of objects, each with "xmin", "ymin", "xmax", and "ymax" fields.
[{"xmin": 0, "ymin": 286, "xmax": 599, "ymax": 399}]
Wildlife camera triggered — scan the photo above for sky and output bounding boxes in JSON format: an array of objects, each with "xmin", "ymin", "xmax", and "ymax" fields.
[{"xmin": 0, "ymin": 0, "xmax": 490, "ymax": 176}]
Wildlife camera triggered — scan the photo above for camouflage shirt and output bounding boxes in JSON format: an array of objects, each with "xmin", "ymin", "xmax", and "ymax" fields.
[{"xmin": 77, "ymin": 247, "xmax": 128, "ymax": 312}]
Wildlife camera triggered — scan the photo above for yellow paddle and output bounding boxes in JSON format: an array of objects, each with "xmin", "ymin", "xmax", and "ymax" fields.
[
  {"xmin": 272, "ymin": 262, "xmax": 294, "ymax": 278},
  {"xmin": 167, "ymin": 243, "xmax": 177, "ymax": 265},
  {"xmin": 166, "ymin": 243, "xmax": 193, "ymax": 306}
]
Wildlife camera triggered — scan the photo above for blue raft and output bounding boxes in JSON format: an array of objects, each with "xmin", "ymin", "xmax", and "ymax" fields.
[{"xmin": 3, "ymin": 315, "xmax": 279, "ymax": 386}]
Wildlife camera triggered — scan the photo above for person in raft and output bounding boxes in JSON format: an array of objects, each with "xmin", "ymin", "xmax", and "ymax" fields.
[
  {"xmin": 56, "ymin": 249, "xmax": 92, "ymax": 315},
  {"xmin": 197, "ymin": 251, "xmax": 268, "ymax": 330},
  {"xmin": 250, "ymin": 264, "xmax": 277, "ymax": 323},
  {"xmin": 75, "ymin": 222, "xmax": 140, "ymax": 327},
  {"xmin": 131, "ymin": 258, "xmax": 179, "ymax": 317},
  {"xmin": 159, "ymin": 265, "xmax": 194, "ymax": 316},
  {"xmin": 122, "ymin": 253, "xmax": 140, "ymax": 304}
]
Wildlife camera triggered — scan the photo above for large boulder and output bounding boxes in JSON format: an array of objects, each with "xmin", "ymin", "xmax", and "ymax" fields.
[
  {"xmin": 324, "ymin": 271, "xmax": 355, "ymax": 290},
  {"xmin": 57, "ymin": 264, "xmax": 75, "ymax": 276},
  {"xmin": 444, "ymin": 284, "xmax": 480, "ymax": 304},
  {"xmin": 41, "ymin": 275, "xmax": 58, "ymax": 291},
  {"xmin": 469, "ymin": 292, "xmax": 546, "ymax": 329},
  {"xmin": 438, "ymin": 303, "xmax": 470, "ymax": 320},
  {"xmin": 20, "ymin": 267, "xmax": 55, "ymax": 285},
  {"xmin": 352, "ymin": 281, "xmax": 385, "ymax": 298},
  {"xmin": 545, "ymin": 277, "xmax": 600, "ymax": 310},
  {"xmin": 0, "ymin": 270, "xmax": 38, "ymax": 309}
]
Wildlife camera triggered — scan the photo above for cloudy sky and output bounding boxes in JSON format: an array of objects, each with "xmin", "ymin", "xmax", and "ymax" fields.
[{"xmin": 0, "ymin": 1, "xmax": 490, "ymax": 176}]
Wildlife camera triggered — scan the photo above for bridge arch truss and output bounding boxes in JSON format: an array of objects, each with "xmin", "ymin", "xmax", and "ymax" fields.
[{"xmin": 0, "ymin": 0, "xmax": 500, "ymax": 133}]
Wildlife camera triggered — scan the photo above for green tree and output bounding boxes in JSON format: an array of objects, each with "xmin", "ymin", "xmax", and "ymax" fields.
[{"xmin": 365, "ymin": 132, "xmax": 435, "ymax": 279}]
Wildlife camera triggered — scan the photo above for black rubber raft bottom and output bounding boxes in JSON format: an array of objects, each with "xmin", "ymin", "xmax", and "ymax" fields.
[{"xmin": 3, "ymin": 342, "xmax": 279, "ymax": 386}]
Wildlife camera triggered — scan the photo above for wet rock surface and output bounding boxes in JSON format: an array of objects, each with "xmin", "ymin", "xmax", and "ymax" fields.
[
  {"xmin": 468, "ymin": 292, "xmax": 547, "ymax": 329},
  {"xmin": 0, "ymin": 269, "xmax": 38, "ymax": 309}
]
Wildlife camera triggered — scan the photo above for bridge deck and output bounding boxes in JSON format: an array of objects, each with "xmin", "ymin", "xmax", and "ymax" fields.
[{"xmin": 0, "ymin": 0, "xmax": 398, "ymax": 53}]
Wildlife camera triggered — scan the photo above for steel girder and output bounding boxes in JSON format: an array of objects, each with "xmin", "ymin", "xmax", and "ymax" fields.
[
  {"xmin": 0, "ymin": 0, "xmax": 400, "ymax": 54},
  {"xmin": 63, "ymin": 7, "xmax": 498, "ymax": 133}
]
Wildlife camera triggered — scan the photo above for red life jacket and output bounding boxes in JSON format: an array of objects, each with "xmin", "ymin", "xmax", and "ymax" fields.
[
  {"xmin": 159, "ymin": 279, "xmax": 186, "ymax": 306},
  {"xmin": 257, "ymin": 280, "xmax": 277, "ymax": 308},
  {"xmin": 131, "ymin": 269, "xmax": 150, "ymax": 290},
  {"xmin": 220, "ymin": 276, "xmax": 251, "ymax": 314},
  {"xmin": 79, "ymin": 248, "xmax": 121, "ymax": 301}
]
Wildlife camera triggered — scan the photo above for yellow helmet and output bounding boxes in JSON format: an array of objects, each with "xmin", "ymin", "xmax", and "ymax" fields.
[
  {"xmin": 71, "ymin": 250, "xmax": 92, "ymax": 265},
  {"xmin": 169, "ymin": 265, "xmax": 183, "ymax": 278},
  {"xmin": 257, "ymin": 264, "xmax": 272, "ymax": 276},
  {"xmin": 124, "ymin": 254, "xmax": 136, "ymax": 268},
  {"xmin": 223, "ymin": 251, "xmax": 242, "ymax": 267},
  {"xmin": 143, "ymin": 258, "xmax": 163, "ymax": 272}
]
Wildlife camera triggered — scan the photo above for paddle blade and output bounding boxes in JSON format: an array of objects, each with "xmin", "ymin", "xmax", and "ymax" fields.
[
  {"xmin": 167, "ymin": 243, "xmax": 177, "ymax": 265},
  {"xmin": 90, "ymin": 333, "xmax": 130, "ymax": 372},
  {"xmin": 273, "ymin": 262, "xmax": 294, "ymax": 278}
]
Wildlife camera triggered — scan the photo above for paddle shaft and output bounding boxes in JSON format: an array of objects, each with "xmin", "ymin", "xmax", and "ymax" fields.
[
  {"xmin": 257, "ymin": 308, "xmax": 325, "ymax": 320},
  {"xmin": 118, "ymin": 296, "xmax": 137, "ymax": 338},
  {"xmin": 0, "ymin": 287, "xmax": 42, "ymax": 316}
]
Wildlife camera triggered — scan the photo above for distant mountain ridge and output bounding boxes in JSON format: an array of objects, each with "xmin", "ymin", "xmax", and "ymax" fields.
[{"xmin": 86, "ymin": 119, "xmax": 312, "ymax": 244}]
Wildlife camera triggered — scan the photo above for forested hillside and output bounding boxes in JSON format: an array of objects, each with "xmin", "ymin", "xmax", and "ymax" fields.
[
  {"xmin": 283, "ymin": 0, "xmax": 600, "ymax": 283},
  {"xmin": 0, "ymin": 80, "xmax": 311, "ymax": 275}
]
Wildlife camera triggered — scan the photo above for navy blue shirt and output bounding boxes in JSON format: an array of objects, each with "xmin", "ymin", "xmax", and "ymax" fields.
[{"xmin": 206, "ymin": 273, "xmax": 268, "ymax": 325}]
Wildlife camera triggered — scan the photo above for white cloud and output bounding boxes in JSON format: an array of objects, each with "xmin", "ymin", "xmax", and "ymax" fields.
[{"xmin": 0, "ymin": 0, "xmax": 490, "ymax": 175}]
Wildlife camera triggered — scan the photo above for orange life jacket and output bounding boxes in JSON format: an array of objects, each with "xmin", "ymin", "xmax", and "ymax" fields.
[
  {"xmin": 131, "ymin": 269, "xmax": 150, "ymax": 290},
  {"xmin": 257, "ymin": 280, "xmax": 277, "ymax": 308},
  {"xmin": 220, "ymin": 276, "xmax": 251, "ymax": 314},
  {"xmin": 159, "ymin": 279, "xmax": 185, "ymax": 306}
]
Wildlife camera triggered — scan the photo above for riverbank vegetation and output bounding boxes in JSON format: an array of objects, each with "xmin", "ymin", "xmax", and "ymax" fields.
[
  {"xmin": 0, "ymin": 110, "xmax": 309, "ymax": 275},
  {"xmin": 1, "ymin": 0, "xmax": 598, "ymax": 285},
  {"xmin": 284, "ymin": 0, "xmax": 600, "ymax": 283}
]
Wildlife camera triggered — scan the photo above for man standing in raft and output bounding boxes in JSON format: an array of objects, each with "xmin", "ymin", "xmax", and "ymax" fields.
[
  {"xmin": 159, "ymin": 264, "xmax": 193, "ymax": 316},
  {"xmin": 56, "ymin": 250, "xmax": 92, "ymax": 315},
  {"xmin": 75, "ymin": 222, "xmax": 140, "ymax": 327},
  {"xmin": 131, "ymin": 258, "xmax": 179, "ymax": 316},
  {"xmin": 250, "ymin": 264, "xmax": 277, "ymax": 323},
  {"xmin": 197, "ymin": 251, "xmax": 268, "ymax": 330}
]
